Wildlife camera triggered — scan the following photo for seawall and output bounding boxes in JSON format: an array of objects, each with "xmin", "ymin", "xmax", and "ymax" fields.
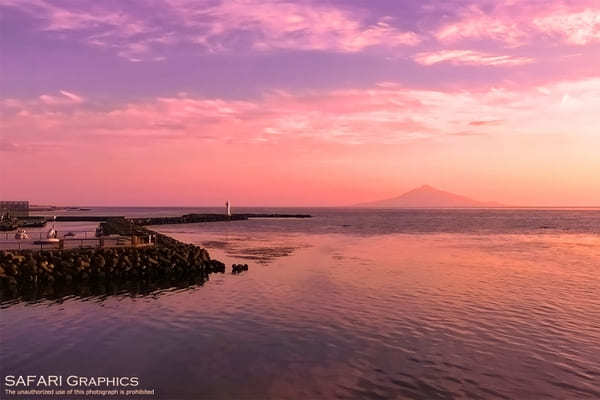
[
  {"xmin": 0, "ymin": 218, "xmax": 226, "ymax": 301},
  {"xmin": 2, "ymin": 213, "xmax": 311, "ymax": 232},
  {"xmin": 89, "ymin": 213, "xmax": 310, "ymax": 226}
]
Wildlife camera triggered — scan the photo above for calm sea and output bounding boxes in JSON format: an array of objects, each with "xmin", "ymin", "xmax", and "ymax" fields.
[{"xmin": 1, "ymin": 208, "xmax": 599, "ymax": 399}]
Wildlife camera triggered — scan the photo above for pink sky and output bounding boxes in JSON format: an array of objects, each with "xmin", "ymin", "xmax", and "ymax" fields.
[{"xmin": 1, "ymin": 0, "xmax": 599, "ymax": 206}]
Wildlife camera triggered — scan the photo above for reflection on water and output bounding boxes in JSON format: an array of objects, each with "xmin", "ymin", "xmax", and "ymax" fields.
[
  {"xmin": 0, "ymin": 270, "xmax": 213, "ymax": 305},
  {"xmin": 2, "ymin": 211, "xmax": 600, "ymax": 399}
]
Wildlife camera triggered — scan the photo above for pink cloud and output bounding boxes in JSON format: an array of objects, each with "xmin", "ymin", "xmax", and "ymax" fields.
[
  {"xmin": 58, "ymin": 90, "xmax": 84, "ymax": 103},
  {"xmin": 0, "ymin": 0, "xmax": 147, "ymax": 33},
  {"xmin": 436, "ymin": 2, "xmax": 600, "ymax": 47},
  {"xmin": 3, "ymin": 78, "xmax": 599, "ymax": 150},
  {"xmin": 0, "ymin": 0, "xmax": 419, "ymax": 62},
  {"xmin": 0, "ymin": 0, "xmax": 156, "ymax": 61},
  {"xmin": 534, "ymin": 8, "xmax": 600, "ymax": 45},
  {"xmin": 39, "ymin": 90, "xmax": 85, "ymax": 105},
  {"xmin": 469, "ymin": 120, "xmax": 503, "ymax": 126},
  {"xmin": 169, "ymin": 0, "xmax": 420, "ymax": 53},
  {"xmin": 413, "ymin": 50, "xmax": 534, "ymax": 66},
  {"xmin": 436, "ymin": 10, "xmax": 526, "ymax": 46}
]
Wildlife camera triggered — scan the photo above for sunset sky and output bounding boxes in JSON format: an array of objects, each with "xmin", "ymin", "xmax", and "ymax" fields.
[{"xmin": 1, "ymin": 0, "xmax": 599, "ymax": 206}]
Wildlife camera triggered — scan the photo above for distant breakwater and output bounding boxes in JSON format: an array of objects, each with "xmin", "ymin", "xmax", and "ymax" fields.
[
  {"xmin": 53, "ymin": 213, "xmax": 311, "ymax": 225},
  {"xmin": 0, "ymin": 216, "xmax": 47, "ymax": 231},
  {"xmin": 0, "ymin": 218, "xmax": 230, "ymax": 301},
  {"xmin": 0, "ymin": 213, "xmax": 312, "ymax": 229}
]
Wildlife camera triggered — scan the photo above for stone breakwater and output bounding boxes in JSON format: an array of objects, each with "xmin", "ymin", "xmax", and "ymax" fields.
[
  {"xmin": 0, "ymin": 216, "xmax": 47, "ymax": 231},
  {"xmin": 2, "ymin": 213, "xmax": 312, "ymax": 231},
  {"xmin": 52, "ymin": 213, "xmax": 311, "ymax": 225},
  {"xmin": 131, "ymin": 213, "xmax": 311, "ymax": 226},
  {"xmin": 0, "ymin": 218, "xmax": 228, "ymax": 301},
  {"xmin": 0, "ymin": 246, "xmax": 226, "ymax": 300}
]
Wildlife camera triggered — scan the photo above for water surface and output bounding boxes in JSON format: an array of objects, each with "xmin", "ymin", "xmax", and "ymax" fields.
[{"xmin": 1, "ymin": 209, "xmax": 599, "ymax": 399}]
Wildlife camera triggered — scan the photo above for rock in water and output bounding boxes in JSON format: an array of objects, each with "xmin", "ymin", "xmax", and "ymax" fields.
[{"xmin": 232, "ymin": 264, "xmax": 249, "ymax": 274}]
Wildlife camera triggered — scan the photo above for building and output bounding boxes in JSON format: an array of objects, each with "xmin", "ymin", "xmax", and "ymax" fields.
[{"xmin": 0, "ymin": 201, "xmax": 30, "ymax": 218}]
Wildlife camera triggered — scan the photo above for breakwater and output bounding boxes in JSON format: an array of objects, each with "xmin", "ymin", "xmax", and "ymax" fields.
[
  {"xmin": 132, "ymin": 213, "xmax": 246, "ymax": 225},
  {"xmin": 0, "ymin": 213, "xmax": 305, "ymax": 299},
  {"xmin": 57, "ymin": 213, "xmax": 311, "ymax": 225},
  {"xmin": 132, "ymin": 213, "xmax": 311, "ymax": 226},
  {"xmin": 55, "ymin": 216, "xmax": 113, "ymax": 222},
  {"xmin": 2, "ymin": 213, "xmax": 311, "ymax": 231},
  {"xmin": 0, "ymin": 216, "xmax": 47, "ymax": 231},
  {"xmin": 0, "ymin": 218, "xmax": 229, "ymax": 301}
]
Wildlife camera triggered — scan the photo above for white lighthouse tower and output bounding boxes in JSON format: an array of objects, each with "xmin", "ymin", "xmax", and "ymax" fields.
[{"xmin": 226, "ymin": 200, "xmax": 231, "ymax": 217}]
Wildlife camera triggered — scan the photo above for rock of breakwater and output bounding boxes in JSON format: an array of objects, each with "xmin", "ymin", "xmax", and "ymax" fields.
[
  {"xmin": 0, "ymin": 246, "xmax": 225, "ymax": 288},
  {"xmin": 0, "ymin": 218, "xmax": 227, "ymax": 299},
  {"xmin": 131, "ymin": 213, "xmax": 311, "ymax": 226},
  {"xmin": 132, "ymin": 214, "xmax": 248, "ymax": 226},
  {"xmin": 232, "ymin": 264, "xmax": 249, "ymax": 274}
]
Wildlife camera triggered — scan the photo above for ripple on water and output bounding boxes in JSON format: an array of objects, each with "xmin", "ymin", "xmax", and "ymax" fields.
[{"xmin": 2, "ymin": 229, "xmax": 600, "ymax": 399}]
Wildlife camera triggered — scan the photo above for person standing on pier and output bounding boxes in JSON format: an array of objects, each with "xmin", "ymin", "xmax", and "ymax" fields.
[{"xmin": 226, "ymin": 201, "xmax": 231, "ymax": 217}]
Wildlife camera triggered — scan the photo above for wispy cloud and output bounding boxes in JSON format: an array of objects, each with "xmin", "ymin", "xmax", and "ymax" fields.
[
  {"xmin": 39, "ymin": 90, "xmax": 85, "ymax": 105},
  {"xmin": 170, "ymin": 0, "xmax": 420, "ymax": 52},
  {"xmin": 58, "ymin": 90, "xmax": 84, "ymax": 103},
  {"xmin": 534, "ymin": 8, "xmax": 600, "ymax": 45},
  {"xmin": 0, "ymin": 139, "xmax": 20, "ymax": 152},
  {"xmin": 435, "ymin": 3, "xmax": 527, "ymax": 46},
  {"xmin": 436, "ymin": 1, "xmax": 600, "ymax": 47},
  {"xmin": 3, "ymin": 78, "xmax": 599, "ymax": 148},
  {"xmin": 469, "ymin": 120, "xmax": 503, "ymax": 126},
  {"xmin": 413, "ymin": 50, "xmax": 534, "ymax": 66},
  {"xmin": 0, "ymin": 0, "xmax": 156, "ymax": 61},
  {"xmin": 0, "ymin": 0, "xmax": 419, "ymax": 61},
  {"xmin": 2, "ymin": 90, "xmax": 85, "ymax": 109}
]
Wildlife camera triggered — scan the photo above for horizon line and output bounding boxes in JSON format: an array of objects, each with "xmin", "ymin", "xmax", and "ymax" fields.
[{"xmin": 27, "ymin": 204, "xmax": 600, "ymax": 209}]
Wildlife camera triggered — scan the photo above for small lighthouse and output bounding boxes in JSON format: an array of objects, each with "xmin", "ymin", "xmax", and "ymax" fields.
[{"xmin": 226, "ymin": 200, "xmax": 231, "ymax": 217}]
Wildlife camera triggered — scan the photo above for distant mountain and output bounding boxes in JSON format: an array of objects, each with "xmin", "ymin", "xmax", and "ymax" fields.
[{"xmin": 355, "ymin": 185, "xmax": 504, "ymax": 208}]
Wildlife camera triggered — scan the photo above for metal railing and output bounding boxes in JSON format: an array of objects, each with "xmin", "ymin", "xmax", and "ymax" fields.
[
  {"xmin": 1, "ymin": 229, "xmax": 97, "ymax": 241},
  {"xmin": 0, "ymin": 232, "xmax": 157, "ymax": 251}
]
